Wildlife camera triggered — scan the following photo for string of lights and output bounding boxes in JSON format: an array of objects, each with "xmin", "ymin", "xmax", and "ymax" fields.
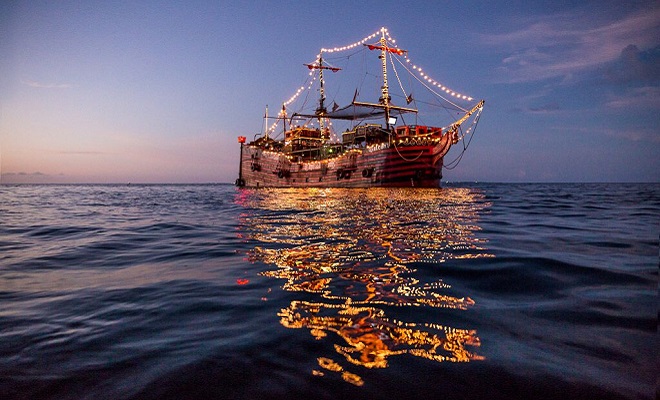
[
  {"xmin": 266, "ymin": 72, "xmax": 320, "ymax": 135},
  {"xmin": 382, "ymin": 29, "xmax": 474, "ymax": 101},
  {"xmin": 313, "ymin": 27, "xmax": 475, "ymax": 102},
  {"xmin": 266, "ymin": 27, "xmax": 477, "ymax": 136},
  {"xmin": 319, "ymin": 28, "xmax": 383, "ymax": 53}
]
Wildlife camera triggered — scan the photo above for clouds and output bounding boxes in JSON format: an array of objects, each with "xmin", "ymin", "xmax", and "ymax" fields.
[
  {"xmin": 56, "ymin": 151, "xmax": 107, "ymax": 155},
  {"xmin": 0, "ymin": 172, "xmax": 63, "ymax": 184},
  {"xmin": 604, "ymin": 45, "xmax": 660, "ymax": 84},
  {"xmin": 605, "ymin": 86, "xmax": 660, "ymax": 110},
  {"xmin": 603, "ymin": 126, "xmax": 660, "ymax": 143},
  {"xmin": 528, "ymin": 102, "xmax": 560, "ymax": 114},
  {"xmin": 483, "ymin": 6, "xmax": 660, "ymax": 83},
  {"xmin": 21, "ymin": 79, "xmax": 72, "ymax": 89}
]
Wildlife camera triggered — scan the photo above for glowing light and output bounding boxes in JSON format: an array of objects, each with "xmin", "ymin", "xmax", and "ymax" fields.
[
  {"xmin": 321, "ymin": 28, "xmax": 383, "ymax": 53},
  {"xmin": 381, "ymin": 29, "xmax": 475, "ymax": 102}
]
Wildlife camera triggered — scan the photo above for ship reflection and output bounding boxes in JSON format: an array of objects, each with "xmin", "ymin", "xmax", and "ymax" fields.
[{"xmin": 237, "ymin": 188, "xmax": 492, "ymax": 385}]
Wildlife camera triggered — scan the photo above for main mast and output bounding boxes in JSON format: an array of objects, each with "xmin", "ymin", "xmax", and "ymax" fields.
[
  {"xmin": 357, "ymin": 29, "xmax": 415, "ymax": 128},
  {"xmin": 378, "ymin": 28, "xmax": 392, "ymax": 129}
]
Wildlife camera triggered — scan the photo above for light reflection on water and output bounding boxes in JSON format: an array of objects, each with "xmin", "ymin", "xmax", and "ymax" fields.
[{"xmin": 237, "ymin": 187, "xmax": 492, "ymax": 385}]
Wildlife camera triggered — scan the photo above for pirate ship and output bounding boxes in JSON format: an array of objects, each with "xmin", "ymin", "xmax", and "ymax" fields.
[{"xmin": 235, "ymin": 27, "xmax": 484, "ymax": 188}]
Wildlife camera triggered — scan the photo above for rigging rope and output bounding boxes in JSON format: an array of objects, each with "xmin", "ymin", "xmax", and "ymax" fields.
[
  {"xmin": 444, "ymin": 107, "xmax": 483, "ymax": 170},
  {"xmin": 389, "ymin": 52, "xmax": 409, "ymax": 102},
  {"xmin": 393, "ymin": 57, "xmax": 468, "ymax": 113}
]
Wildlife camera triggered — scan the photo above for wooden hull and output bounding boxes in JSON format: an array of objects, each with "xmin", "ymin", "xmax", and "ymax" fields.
[{"xmin": 237, "ymin": 133, "xmax": 453, "ymax": 188}]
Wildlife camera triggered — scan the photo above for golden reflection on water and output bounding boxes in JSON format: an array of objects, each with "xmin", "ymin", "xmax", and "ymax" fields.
[{"xmin": 237, "ymin": 188, "xmax": 492, "ymax": 385}]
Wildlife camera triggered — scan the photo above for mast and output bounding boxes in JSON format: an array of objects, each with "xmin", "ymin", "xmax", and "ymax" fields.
[
  {"xmin": 358, "ymin": 28, "xmax": 412, "ymax": 129},
  {"xmin": 316, "ymin": 52, "xmax": 327, "ymax": 134},
  {"xmin": 303, "ymin": 56, "xmax": 341, "ymax": 134},
  {"xmin": 378, "ymin": 28, "xmax": 392, "ymax": 129},
  {"xmin": 264, "ymin": 105, "xmax": 269, "ymax": 140}
]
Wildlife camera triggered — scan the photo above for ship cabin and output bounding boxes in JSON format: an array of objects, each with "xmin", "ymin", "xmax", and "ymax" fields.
[
  {"xmin": 284, "ymin": 126, "xmax": 331, "ymax": 160},
  {"xmin": 394, "ymin": 125, "xmax": 443, "ymax": 138},
  {"xmin": 252, "ymin": 135, "xmax": 284, "ymax": 151},
  {"xmin": 285, "ymin": 126, "xmax": 330, "ymax": 149},
  {"xmin": 342, "ymin": 124, "xmax": 389, "ymax": 146},
  {"xmin": 340, "ymin": 124, "xmax": 443, "ymax": 147}
]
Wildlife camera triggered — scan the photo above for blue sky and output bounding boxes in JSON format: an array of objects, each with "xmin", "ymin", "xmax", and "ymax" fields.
[{"xmin": 1, "ymin": 0, "xmax": 658, "ymax": 183}]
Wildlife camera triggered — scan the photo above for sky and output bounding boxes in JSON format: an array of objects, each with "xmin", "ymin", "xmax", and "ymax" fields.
[{"xmin": 1, "ymin": 0, "xmax": 658, "ymax": 183}]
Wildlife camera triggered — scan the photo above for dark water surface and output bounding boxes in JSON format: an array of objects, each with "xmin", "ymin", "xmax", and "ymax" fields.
[{"xmin": 0, "ymin": 183, "xmax": 657, "ymax": 399}]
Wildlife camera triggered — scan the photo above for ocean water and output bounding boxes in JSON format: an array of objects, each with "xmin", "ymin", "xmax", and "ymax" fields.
[{"xmin": 0, "ymin": 183, "xmax": 656, "ymax": 400}]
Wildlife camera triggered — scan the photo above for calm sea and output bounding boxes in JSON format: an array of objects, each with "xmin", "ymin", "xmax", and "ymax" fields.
[{"xmin": 0, "ymin": 183, "xmax": 657, "ymax": 400}]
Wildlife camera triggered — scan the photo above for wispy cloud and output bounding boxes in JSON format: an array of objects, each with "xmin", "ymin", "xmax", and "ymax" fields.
[
  {"xmin": 555, "ymin": 121, "xmax": 660, "ymax": 143},
  {"xmin": 4, "ymin": 172, "xmax": 47, "ymax": 176},
  {"xmin": 0, "ymin": 172, "xmax": 61, "ymax": 184},
  {"xmin": 604, "ymin": 45, "xmax": 660, "ymax": 84},
  {"xmin": 21, "ymin": 79, "xmax": 72, "ymax": 89},
  {"xmin": 481, "ymin": 6, "xmax": 660, "ymax": 83},
  {"xmin": 603, "ymin": 126, "xmax": 660, "ymax": 143},
  {"xmin": 57, "ymin": 151, "xmax": 107, "ymax": 155},
  {"xmin": 528, "ymin": 102, "xmax": 561, "ymax": 114},
  {"xmin": 605, "ymin": 86, "xmax": 660, "ymax": 109}
]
